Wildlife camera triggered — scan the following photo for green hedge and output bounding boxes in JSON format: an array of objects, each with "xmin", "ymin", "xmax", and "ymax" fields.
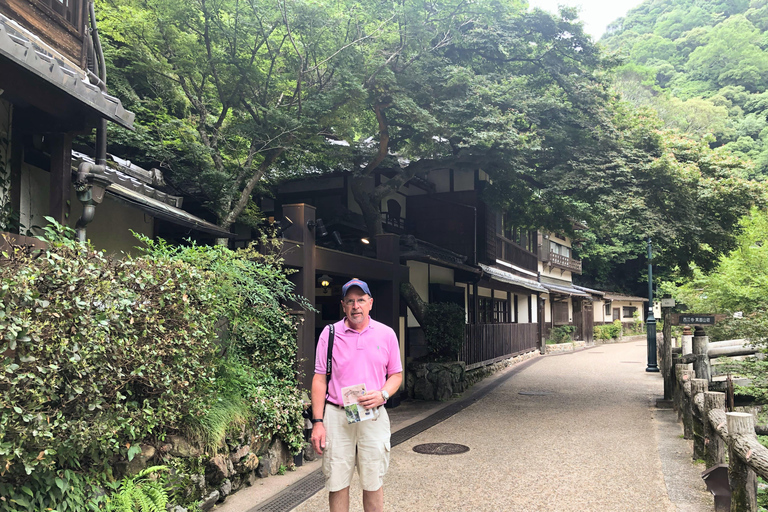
[
  {"xmin": 0, "ymin": 222, "xmax": 304, "ymax": 510},
  {"xmin": 422, "ymin": 302, "xmax": 465, "ymax": 360},
  {"xmin": 594, "ymin": 320, "xmax": 623, "ymax": 340}
]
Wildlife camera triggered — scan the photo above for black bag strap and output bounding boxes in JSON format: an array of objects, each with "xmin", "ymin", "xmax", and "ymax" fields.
[{"xmin": 326, "ymin": 323, "xmax": 335, "ymax": 381}]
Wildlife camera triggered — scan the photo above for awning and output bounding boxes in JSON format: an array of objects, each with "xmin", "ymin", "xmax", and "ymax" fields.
[
  {"xmin": 479, "ymin": 263, "xmax": 547, "ymax": 292},
  {"xmin": 541, "ymin": 282, "xmax": 591, "ymax": 298},
  {"xmin": 573, "ymin": 285, "xmax": 605, "ymax": 296},
  {"xmin": 0, "ymin": 14, "xmax": 134, "ymax": 129},
  {"xmin": 106, "ymin": 183, "xmax": 234, "ymax": 238},
  {"xmin": 603, "ymin": 293, "xmax": 648, "ymax": 302}
]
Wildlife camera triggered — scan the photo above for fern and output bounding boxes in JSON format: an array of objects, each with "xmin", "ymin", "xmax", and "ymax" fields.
[{"xmin": 105, "ymin": 466, "xmax": 170, "ymax": 512}]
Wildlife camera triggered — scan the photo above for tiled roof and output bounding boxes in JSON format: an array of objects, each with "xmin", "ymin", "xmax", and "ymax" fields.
[
  {"xmin": 479, "ymin": 263, "xmax": 547, "ymax": 292},
  {"xmin": 0, "ymin": 14, "xmax": 134, "ymax": 129}
]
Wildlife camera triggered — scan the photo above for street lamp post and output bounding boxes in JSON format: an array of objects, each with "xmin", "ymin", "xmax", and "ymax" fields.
[{"xmin": 646, "ymin": 237, "xmax": 659, "ymax": 372}]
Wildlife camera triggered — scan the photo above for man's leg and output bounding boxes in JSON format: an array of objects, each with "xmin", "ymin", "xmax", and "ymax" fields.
[
  {"xmin": 362, "ymin": 487, "xmax": 384, "ymax": 512},
  {"xmin": 329, "ymin": 487, "xmax": 350, "ymax": 512}
]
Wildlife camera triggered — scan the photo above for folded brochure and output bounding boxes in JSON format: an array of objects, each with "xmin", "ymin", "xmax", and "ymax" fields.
[{"xmin": 341, "ymin": 383, "xmax": 379, "ymax": 423}]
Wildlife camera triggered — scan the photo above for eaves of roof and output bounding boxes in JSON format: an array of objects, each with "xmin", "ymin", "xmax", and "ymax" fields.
[
  {"xmin": 479, "ymin": 263, "xmax": 547, "ymax": 293},
  {"xmin": 0, "ymin": 14, "xmax": 134, "ymax": 129},
  {"xmin": 542, "ymin": 282, "xmax": 591, "ymax": 298}
]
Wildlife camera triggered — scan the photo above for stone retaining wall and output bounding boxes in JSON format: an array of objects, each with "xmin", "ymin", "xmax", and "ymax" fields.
[
  {"xmin": 125, "ymin": 431, "xmax": 301, "ymax": 511},
  {"xmin": 543, "ymin": 340, "xmax": 587, "ymax": 354},
  {"xmin": 406, "ymin": 350, "xmax": 541, "ymax": 401}
]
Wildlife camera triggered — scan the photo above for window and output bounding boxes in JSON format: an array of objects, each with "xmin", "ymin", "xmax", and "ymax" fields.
[
  {"xmin": 550, "ymin": 242, "xmax": 571, "ymax": 258},
  {"xmin": 605, "ymin": 303, "xmax": 611, "ymax": 316},
  {"xmin": 471, "ymin": 297, "xmax": 507, "ymax": 324},
  {"xmin": 623, "ymin": 306, "xmax": 637, "ymax": 319},
  {"xmin": 38, "ymin": 0, "xmax": 81, "ymax": 29}
]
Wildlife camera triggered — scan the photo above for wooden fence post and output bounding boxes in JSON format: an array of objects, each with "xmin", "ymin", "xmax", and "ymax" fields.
[
  {"xmin": 675, "ymin": 363, "xmax": 693, "ymax": 420},
  {"xmin": 703, "ymin": 392, "xmax": 726, "ymax": 468},
  {"xmin": 727, "ymin": 412, "xmax": 758, "ymax": 512},
  {"xmin": 682, "ymin": 369, "xmax": 695, "ymax": 440},
  {"xmin": 693, "ymin": 334, "xmax": 711, "ymax": 382},
  {"xmin": 691, "ymin": 379, "xmax": 708, "ymax": 460},
  {"xmin": 682, "ymin": 327, "xmax": 693, "ymax": 357}
]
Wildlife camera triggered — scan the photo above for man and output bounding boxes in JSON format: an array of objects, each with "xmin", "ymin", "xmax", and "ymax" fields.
[{"xmin": 310, "ymin": 278, "xmax": 403, "ymax": 512}]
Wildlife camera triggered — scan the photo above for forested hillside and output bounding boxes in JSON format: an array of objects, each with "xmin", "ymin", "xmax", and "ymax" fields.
[{"xmin": 601, "ymin": 0, "xmax": 768, "ymax": 178}]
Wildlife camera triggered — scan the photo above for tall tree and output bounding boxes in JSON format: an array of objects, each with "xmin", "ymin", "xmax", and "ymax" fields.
[{"xmin": 99, "ymin": 0, "xmax": 371, "ymax": 236}]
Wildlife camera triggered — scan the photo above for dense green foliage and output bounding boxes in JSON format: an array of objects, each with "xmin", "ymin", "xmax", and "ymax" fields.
[
  {"xmin": 104, "ymin": 466, "xmax": 169, "ymax": 512},
  {"xmin": 0, "ymin": 223, "xmax": 304, "ymax": 509},
  {"xmin": 422, "ymin": 302, "xmax": 466, "ymax": 360},
  {"xmin": 602, "ymin": 0, "xmax": 768, "ymax": 178},
  {"xmin": 594, "ymin": 320, "xmax": 623, "ymax": 340},
  {"xmin": 666, "ymin": 208, "xmax": 768, "ymax": 400},
  {"xmin": 546, "ymin": 325, "xmax": 576, "ymax": 345}
]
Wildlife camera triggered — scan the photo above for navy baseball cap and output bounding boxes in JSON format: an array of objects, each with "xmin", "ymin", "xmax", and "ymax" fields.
[{"xmin": 342, "ymin": 278, "xmax": 371, "ymax": 297}]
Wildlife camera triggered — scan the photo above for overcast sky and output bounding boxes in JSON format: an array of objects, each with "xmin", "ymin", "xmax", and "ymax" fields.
[{"xmin": 527, "ymin": 0, "xmax": 645, "ymax": 40}]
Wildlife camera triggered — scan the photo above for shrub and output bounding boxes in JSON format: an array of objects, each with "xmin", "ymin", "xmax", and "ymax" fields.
[
  {"xmin": 595, "ymin": 320, "xmax": 623, "ymax": 340},
  {"xmin": 547, "ymin": 325, "xmax": 576, "ymax": 344},
  {"xmin": 1, "ymin": 223, "xmax": 221, "ymax": 500},
  {"xmin": 0, "ymin": 222, "xmax": 306, "ymax": 509},
  {"xmin": 422, "ymin": 302, "xmax": 466, "ymax": 360}
]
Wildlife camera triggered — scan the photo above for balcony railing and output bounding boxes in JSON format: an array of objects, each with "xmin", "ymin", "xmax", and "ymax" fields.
[
  {"xmin": 496, "ymin": 236, "xmax": 538, "ymax": 273},
  {"xmin": 381, "ymin": 212, "xmax": 406, "ymax": 230},
  {"xmin": 547, "ymin": 251, "xmax": 582, "ymax": 274}
]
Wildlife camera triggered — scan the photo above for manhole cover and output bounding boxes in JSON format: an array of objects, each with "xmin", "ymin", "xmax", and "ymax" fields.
[
  {"xmin": 413, "ymin": 443, "xmax": 469, "ymax": 455},
  {"xmin": 518, "ymin": 391, "xmax": 554, "ymax": 396}
]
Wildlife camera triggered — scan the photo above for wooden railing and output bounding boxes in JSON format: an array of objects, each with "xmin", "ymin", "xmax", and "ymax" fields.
[
  {"xmin": 496, "ymin": 237, "xmax": 538, "ymax": 273},
  {"xmin": 671, "ymin": 334, "xmax": 765, "ymax": 511},
  {"xmin": 546, "ymin": 251, "xmax": 582, "ymax": 273},
  {"xmin": 461, "ymin": 323, "xmax": 538, "ymax": 370}
]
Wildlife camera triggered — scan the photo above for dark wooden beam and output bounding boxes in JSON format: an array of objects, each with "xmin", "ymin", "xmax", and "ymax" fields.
[{"xmin": 48, "ymin": 132, "xmax": 71, "ymax": 225}]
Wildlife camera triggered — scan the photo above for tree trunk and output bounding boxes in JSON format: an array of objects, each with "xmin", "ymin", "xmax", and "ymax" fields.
[
  {"xmin": 400, "ymin": 281, "xmax": 426, "ymax": 326},
  {"xmin": 350, "ymin": 174, "xmax": 384, "ymax": 238}
]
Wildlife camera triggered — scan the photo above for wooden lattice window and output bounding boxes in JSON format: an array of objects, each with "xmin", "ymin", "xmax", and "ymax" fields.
[{"xmin": 38, "ymin": 0, "xmax": 82, "ymax": 29}]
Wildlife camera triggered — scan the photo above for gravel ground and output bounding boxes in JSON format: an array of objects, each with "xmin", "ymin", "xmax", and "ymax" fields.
[{"xmin": 289, "ymin": 342, "xmax": 713, "ymax": 512}]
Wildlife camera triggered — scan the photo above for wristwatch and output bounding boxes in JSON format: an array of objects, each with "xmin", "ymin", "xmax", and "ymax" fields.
[
  {"xmin": 311, "ymin": 419, "xmax": 323, "ymax": 424},
  {"xmin": 380, "ymin": 389, "xmax": 390, "ymax": 402}
]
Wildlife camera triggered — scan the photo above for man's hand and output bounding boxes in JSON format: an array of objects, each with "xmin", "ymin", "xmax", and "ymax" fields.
[
  {"xmin": 311, "ymin": 423, "xmax": 326, "ymax": 455},
  {"xmin": 358, "ymin": 390, "xmax": 385, "ymax": 409}
]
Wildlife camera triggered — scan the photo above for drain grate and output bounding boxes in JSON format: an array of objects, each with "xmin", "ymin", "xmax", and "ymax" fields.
[
  {"xmin": 413, "ymin": 443, "xmax": 469, "ymax": 455},
  {"xmin": 247, "ymin": 355, "xmax": 541, "ymax": 512},
  {"xmin": 518, "ymin": 391, "xmax": 554, "ymax": 396}
]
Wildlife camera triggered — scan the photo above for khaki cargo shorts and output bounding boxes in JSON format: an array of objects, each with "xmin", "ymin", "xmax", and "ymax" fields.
[{"xmin": 322, "ymin": 403, "xmax": 391, "ymax": 492}]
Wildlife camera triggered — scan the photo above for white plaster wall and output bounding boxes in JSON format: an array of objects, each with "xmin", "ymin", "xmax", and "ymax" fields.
[
  {"xmin": 427, "ymin": 169, "xmax": 451, "ymax": 193},
  {"xmin": 477, "ymin": 286, "xmax": 492, "ymax": 298},
  {"xmin": 69, "ymin": 193, "xmax": 153, "ymax": 255},
  {"xmin": 381, "ymin": 192, "xmax": 406, "ymax": 218},
  {"xmin": 517, "ymin": 294, "xmax": 530, "ymax": 323},
  {"xmin": 457, "ymin": 282, "xmax": 468, "ymax": 322},
  {"xmin": 543, "ymin": 296, "xmax": 551, "ymax": 323},
  {"xmin": 454, "ymin": 169, "xmax": 474, "ymax": 191},
  {"xmin": 429, "ymin": 265, "xmax": 454, "ymax": 285},
  {"xmin": 406, "ymin": 260, "xmax": 429, "ymax": 327}
]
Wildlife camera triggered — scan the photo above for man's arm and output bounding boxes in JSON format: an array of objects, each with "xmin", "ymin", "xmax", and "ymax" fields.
[
  {"xmin": 359, "ymin": 372, "xmax": 402, "ymax": 409},
  {"xmin": 310, "ymin": 373, "xmax": 328, "ymax": 455}
]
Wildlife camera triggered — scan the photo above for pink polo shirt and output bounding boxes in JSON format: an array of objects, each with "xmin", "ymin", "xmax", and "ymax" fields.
[{"xmin": 315, "ymin": 318, "xmax": 403, "ymax": 406}]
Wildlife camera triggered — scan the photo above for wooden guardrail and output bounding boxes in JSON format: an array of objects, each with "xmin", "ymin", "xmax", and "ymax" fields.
[{"xmin": 672, "ymin": 333, "xmax": 767, "ymax": 511}]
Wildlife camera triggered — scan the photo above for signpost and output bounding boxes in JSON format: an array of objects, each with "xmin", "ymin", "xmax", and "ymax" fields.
[{"xmin": 679, "ymin": 315, "xmax": 715, "ymax": 325}]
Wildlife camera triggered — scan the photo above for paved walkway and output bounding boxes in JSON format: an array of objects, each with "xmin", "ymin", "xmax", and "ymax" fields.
[{"xmin": 217, "ymin": 341, "xmax": 713, "ymax": 512}]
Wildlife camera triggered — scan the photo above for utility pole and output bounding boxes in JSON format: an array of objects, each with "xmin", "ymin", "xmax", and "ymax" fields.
[{"xmin": 646, "ymin": 237, "xmax": 659, "ymax": 372}]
